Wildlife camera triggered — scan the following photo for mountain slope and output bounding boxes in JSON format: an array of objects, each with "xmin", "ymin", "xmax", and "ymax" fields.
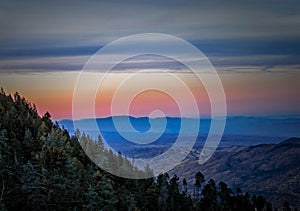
[{"xmin": 171, "ymin": 138, "xmax": 300, "ymax": 208}]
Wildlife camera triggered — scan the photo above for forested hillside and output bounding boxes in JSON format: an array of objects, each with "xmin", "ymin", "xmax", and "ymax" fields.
[{"xmin": 0, "ymin": 89, "xmax": 292, "ymax": 210}]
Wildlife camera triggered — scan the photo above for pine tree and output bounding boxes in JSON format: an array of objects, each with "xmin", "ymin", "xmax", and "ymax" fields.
[
  {"xmin": 200, "ymin": 179, "xmax": 217, "ymax": 210},
  {"xmin": 168, "ymin": 174, "xmax": 181, "ymax": 210},
  {"xmin": 194, "ymin": 171, "xmax": 204, "ymax": 201},
  {"xmin": 218, "ymin": 181, "xmax": 233, "ymax": 210},
  {"xmin": 183, "ymin": 178, "xmax": 187, "ymax": 194},
  {"xmin": 157, "ymin": 173, "xmax": 169, "ymax": 210}
]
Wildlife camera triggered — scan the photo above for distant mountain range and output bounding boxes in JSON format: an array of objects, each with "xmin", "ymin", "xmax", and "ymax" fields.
[
  {"xmin": 169, "ymin": 137, "xmax": 300, "ymax": 208},
  {"xmin": 60, "ymin": 116, "xmax": 300, "ymax": 138}
]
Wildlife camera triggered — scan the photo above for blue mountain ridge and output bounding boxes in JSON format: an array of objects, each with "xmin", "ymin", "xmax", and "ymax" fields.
[
  {"xmin": 59, "ymin": 116, "xmax": 300, "ymax": 158},
  {"xmin": 59, "ymin": 116, "xmax": 300, "ymax": 138}
]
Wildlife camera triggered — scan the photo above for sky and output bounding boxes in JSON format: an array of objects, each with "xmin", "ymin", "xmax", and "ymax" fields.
[{"xmin": 0, "ymin": 0, "xmax": 299, "ymax": 120}]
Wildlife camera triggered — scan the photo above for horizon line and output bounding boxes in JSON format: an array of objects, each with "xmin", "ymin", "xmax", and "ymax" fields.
[{"xmin": 56, "ymin": 114, "xmax": 300, "ymax": 122}]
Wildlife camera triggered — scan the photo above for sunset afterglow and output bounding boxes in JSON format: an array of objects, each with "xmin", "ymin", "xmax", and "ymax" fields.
[
  {"xmin": 0, "ymin": 68, "xmax": 299, "ymax": 120},
  {"xmin": 0, "ymin": 1, "xmax": 299, "ymax": 120}
]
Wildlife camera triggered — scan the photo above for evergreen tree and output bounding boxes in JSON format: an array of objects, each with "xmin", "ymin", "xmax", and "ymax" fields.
[
  {"xmin": 194, "ymin": 171, "xmax": 204, "ymax": 201},
  {"xmin": 157, "ymin": 173, "xmax": 169, "ymax": 210},
  {"xmin": 183, "ymin": 178, "xmax": 187, "ymax": 194},
  {"xmin": 256, "ymin": 195, "xmax": 266, "ymax": 211},
  {"xmin": 218, "ymin": 181, "xmax": 233, "ymax": 210},
  {"xmin": 200, "ymin": 179, "xmax": 218, "ymax": 211},
  {"xmin": 283, "ymin": 200, "xmax": 292, "ymax": 211},
  {"xmin": 168, "ymin": 174, "xmax": 181, "ymax": 210}
]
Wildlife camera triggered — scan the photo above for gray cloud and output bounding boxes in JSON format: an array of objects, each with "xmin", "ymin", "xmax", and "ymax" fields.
[
  {"xmin": 0, "ymin": 0, "xmax": 299, "ymax": 49},
  {"xmin": 0, "ymin": 0, "xmax": 299, "ymax": 75},
  {"xmin": 0, "ymin": 53, "xmax": 299, "ymax": 74}
]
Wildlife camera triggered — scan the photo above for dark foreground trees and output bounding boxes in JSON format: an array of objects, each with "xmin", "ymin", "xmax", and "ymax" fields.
[{"xmin": 0, "ymin": 89, "xmax": 287, "ymax": 210}]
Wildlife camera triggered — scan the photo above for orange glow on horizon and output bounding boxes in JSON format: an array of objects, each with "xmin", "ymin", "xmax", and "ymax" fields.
[
  {"xmin": 0, "ymin": 70, "xmax": 299, "ymax": 120},
  {"xmin": 93, "ymin": 73, "xmax": 211, "ymax": 118}
]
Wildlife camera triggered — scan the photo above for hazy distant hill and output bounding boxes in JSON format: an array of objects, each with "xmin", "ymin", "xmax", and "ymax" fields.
[
  {"xmin": 170, "ymin": 138, "xmax": 300, "ymax": 208},
  {"xmin": 60, "ymin": 116, "xmax": 300, "ymax": 139}
]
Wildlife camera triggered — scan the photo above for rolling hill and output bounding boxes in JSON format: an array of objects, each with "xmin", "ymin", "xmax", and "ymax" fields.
[{"xmin": 170, "ymin": 137, "xmax": 300, "ymax": 208}]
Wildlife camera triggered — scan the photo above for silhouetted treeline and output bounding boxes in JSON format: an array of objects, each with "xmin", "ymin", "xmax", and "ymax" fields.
[{"xmin": 0, "ymin": 89, "xmax": 293, "ymax": 210}]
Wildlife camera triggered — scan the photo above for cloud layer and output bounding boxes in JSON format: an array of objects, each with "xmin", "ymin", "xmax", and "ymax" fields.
[{"xmin": 0, "ymin": 0, "xmax": 299, "ymax": 49}]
